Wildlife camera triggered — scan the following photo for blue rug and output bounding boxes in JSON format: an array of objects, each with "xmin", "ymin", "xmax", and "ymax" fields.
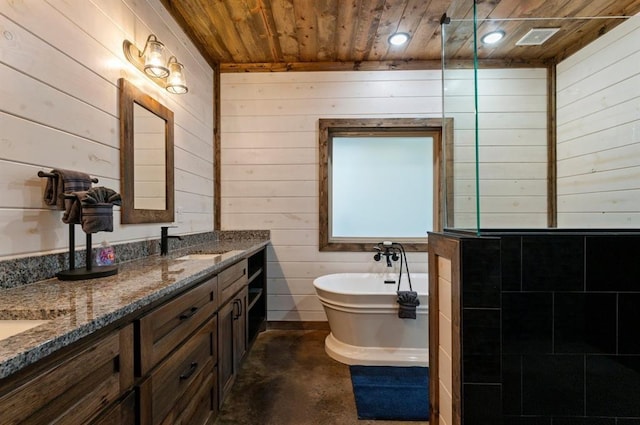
[{"xmin": 349, "ymin": 365, "xmax": 429, "ymax": 421}]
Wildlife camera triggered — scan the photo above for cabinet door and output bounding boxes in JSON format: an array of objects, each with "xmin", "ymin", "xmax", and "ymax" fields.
[
  {"xmin": 0, "ymin": 325, "xmax": 133, "ymax": 425},
  {"xmin": 139, "ymin": 316, "xmax": 217, "ymax": 425},
  {"xmin": 90, "ymin": 390, "xmax": 136, "ymax": 425},
  {"xmin": 217, "ymin": 298, "xmax": 236, "ymax": 405},
  {"xmin": 234, "ymin": 287, "xmax": 248, "ymax": 366},
  {"xmin": 218, "ymin": 287, "xmax": 248, "ymax": 407}
]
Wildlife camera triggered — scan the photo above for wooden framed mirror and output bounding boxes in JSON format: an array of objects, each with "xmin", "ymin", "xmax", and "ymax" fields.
[{"xmin": 118, "ymin": 78, "xmax": 174, "ymax": 223}]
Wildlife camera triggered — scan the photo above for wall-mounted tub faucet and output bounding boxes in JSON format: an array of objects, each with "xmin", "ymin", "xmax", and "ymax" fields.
[
  {"xmin": 373, "ymin": 242, "xmax": 414, "ymax": 311},
  {"xmin": 373, "ymin": 241, "xmax": 400, "ymax": 267}
]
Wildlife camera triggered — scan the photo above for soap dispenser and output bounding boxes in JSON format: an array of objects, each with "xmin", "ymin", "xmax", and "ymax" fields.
[{"xmin": 96, "ymin": 240, "xmax": 115, "ymax": 266}]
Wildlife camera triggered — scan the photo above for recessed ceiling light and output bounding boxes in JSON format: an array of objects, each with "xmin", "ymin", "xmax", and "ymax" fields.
[
  {"xmin": 481, "ymin": 30, "xmax": 505, "ymax": 45},
  {"xmin": 388, "ymin": 32, "xmax": 410, "ymax": 46}
]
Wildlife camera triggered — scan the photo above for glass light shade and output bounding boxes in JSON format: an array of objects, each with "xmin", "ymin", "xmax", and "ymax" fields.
[
  {"xmin": 143, "ymin": 38, "xmax": 169, "ymax": 78},
  {"xmin": 166, "ymin": 58, "xmax": 188, "ymax": 94}
]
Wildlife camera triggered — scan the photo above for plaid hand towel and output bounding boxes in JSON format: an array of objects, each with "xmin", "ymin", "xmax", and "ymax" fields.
[{"xmin": 43, "ymin": 169, "xmax": 92, "ymax": 210}]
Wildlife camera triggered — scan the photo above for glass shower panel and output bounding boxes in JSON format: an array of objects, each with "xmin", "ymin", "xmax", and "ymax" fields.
[
  {"xmin": 442, "ymin": 7, "xmax": 640, "ymax": 231},
  {"xmin": 474, "ymin": 18, "xmax": 550, "ymax": 230},
  {"xmin": 441, "ymin": 17, "xmax": 479, "ymax": 233}
]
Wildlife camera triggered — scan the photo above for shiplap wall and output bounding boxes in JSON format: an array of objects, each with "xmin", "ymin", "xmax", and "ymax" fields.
[
  {"xmin": 556, "ymin": 16, "xmax": 640, "ymax": 227},
  {"xmin": 220, "ymin": 69, "xmax": 547, "ymax": 321},
  {"xmin": 445, "ymin": 68, "xmax": 548, "ymax": 228},
  {"xmin": 0, "ymin": 0, "xmax": 214, "ymax": 260}
]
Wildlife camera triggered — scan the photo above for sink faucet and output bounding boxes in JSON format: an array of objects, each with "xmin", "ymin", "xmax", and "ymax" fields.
[{"xmin": 160, "ymin": 226, "xmax": 183, "ymax": 256}]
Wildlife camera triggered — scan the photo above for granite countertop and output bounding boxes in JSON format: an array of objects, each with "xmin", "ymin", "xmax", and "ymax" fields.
[{"xmin": 0, "ymin": 238, "xmax": 269, "ymax": 380}]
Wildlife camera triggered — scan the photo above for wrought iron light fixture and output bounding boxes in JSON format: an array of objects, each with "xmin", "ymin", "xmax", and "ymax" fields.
[{"xmin": 123, "ymin": 34, "xmax": 188, "ymax": 94}]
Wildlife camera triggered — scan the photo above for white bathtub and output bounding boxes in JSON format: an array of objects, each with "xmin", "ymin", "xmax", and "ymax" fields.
[{"xmin": 313, "ymin": 272, "xmax": 428, "ymax": 367}]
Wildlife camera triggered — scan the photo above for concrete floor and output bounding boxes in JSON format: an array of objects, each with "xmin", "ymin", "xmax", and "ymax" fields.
[{"xmin": 215, "ymin": 329, "xmax": 429, "ymax": 425}]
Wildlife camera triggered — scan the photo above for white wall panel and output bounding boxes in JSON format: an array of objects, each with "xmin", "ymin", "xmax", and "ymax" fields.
[
  {"xmin": 221, "ymin": 148, "xmax": 317, "ymax": 165},
  {"xmin": 0, "ymin": 65, "xmax": 119, "ymax": 147},
  {"xmin": 0, "ymin": 0, "xmax": 214, "ymax": 259},
  {"xmin": 223, "ymin": 80, "xmax": 443, "ymax": 100},
  {"xmin": 221, "ymin": 68, "xmax": 545, "ymax": 321},
  {"xmin": 557, "ymin": 16, "xmax": 640, "ymax": 227},
  {"xmin": 444, "ymin": 67, "xmax": 548, "ymax": 228},
  {"xmin": 268, "ymin": 278, "xmax": 318, "ymax": 295},
  {"xmin": 268, "ymin": 229, "xmax": 319, "ymax": 246},
  {"xmin": 222, "ymin": 132, "xmax": 317, "ymax": 149},
  {"xmin": 222, "ymin": 97, "xmax": 442, "ymax": 116},
  {"xmin": 222, "ymin": 180, "xmax": 316, "ymax": 198},
  {"xmin": 223, "ymin": 164, "xmax": 316, "ymax": 181},
  {"xmin": 223, "ymin": 197, "xmax": 317, "ymax": 214},
  {"xmin": 222, "ymin": 213, "xmax": 316, "ymax": 230}
]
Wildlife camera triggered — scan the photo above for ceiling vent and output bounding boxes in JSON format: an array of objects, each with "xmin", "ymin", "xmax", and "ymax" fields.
[{"xmin": 516, "ymin": 28, "xmax": 561, "ymax": 46}]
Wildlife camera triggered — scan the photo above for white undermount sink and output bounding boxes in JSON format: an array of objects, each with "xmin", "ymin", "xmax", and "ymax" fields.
[
  {"xmin": 0, "ymin": 320, "xmax": 50, "ymax": 341},
  {"xmin": 175, "ymin": 254, "xmax": 222, "ymax": 261}
]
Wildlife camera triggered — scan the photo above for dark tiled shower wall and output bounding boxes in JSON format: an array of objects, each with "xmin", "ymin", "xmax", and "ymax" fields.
[
  {"xmin": 460, "ymin": 237, "xmax": 503, "ymax": 425},
  {"xmin": 458, "ymin": 232, "xmax": 640, "ymax": 425}
]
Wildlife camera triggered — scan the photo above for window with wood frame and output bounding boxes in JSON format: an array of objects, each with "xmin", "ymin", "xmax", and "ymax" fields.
[{"xmin": 319, "ymin": 118, "xmax": 453, "ymax": 252}]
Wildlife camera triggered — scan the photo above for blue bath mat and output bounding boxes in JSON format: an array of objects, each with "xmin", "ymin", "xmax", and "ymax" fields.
[{"xmin": 349, "ymin": 365, "xmax": 429, "ymax": 421}]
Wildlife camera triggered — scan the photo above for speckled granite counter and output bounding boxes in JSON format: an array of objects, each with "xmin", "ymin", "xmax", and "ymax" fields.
[{"xmin": 0, "ymin": 237, "xmax": 269, "ymax": 380}]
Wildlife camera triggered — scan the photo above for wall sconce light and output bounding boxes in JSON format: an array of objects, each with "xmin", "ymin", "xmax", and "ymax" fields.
[
  {"xmin": 166, "ymin": 57, "xmax": 188, "ymax": 94},
  {"xmin": 123, "ymin": 34, "xmax": 188, "ymax": 94}
]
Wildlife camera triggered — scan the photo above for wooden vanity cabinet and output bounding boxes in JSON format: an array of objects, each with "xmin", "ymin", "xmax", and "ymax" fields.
[
  {"xmin": 217, "ymin": 259, "xmax": 248, "ymax": 407},
  {"xmin": 217, "ymin": 259, "xmax": 247, "ymax": 307},
  {"xmin": 0, "ymin": 324, "xmax": 134, "ymax": 425},
  {"xmin": 247, "ymin": 249, "xmax": 267, "ymax": 344},
  {"xmin": 137, "ymin": 274, "xmax": 218, "ymax": 376},
  {"xmin": 139, "ymin": 316, "xmax": 217, "ymax": 425},
  {"xmin": 91, "ymin": 390, "xmax": 137, "ymax": 425},
  {"xmin": 216, "ymin": 249, "xmax": 267, "ymax": 406},
  {"xmin": 137, "ymin": 275, "xmax": 219, "ymax": 425},
  {"xmin": 217, "ymin": 286, "xmax": 248, "ymax": 405},
  {"xmin": 0, "ymin": 248, "xmax": 267, "ymax": 425}
]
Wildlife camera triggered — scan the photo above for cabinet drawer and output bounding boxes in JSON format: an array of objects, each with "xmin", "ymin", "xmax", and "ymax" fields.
[
  {"xmin": 158, "ymin": 364, "xmax": 217, "ymax": 425},
  {"xmin": 90, "ymin": 390, "xmax": 136, "ymax": 425},
  {"xmin": 218, "ymin": 259, "xmax": 247, "ymax": 305},
  {"xmin": 140, "ymin": 316, "xmax": 217, "ymax": 425},
  {"xmin": 139, "ymin": 275, "xmax": 217, "ymax": 375},
  {"xmin": 0, "ymin": 325, "xmax": 133, "ymax": 425}
]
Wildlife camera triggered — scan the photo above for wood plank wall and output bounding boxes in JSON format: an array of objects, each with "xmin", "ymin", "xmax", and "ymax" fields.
[
  {"xmin": 0, "ymin": 0, "xmax": 214, "ymax": 259},
  {"xmin": 436, "ymin": 256, "xmax": 455, "ymax": 425},
  {"xmin": 556, "ymin": 16, "xmax": 640, "ymax": 227},
  {"xmin": 428, "ymin": 233, "xmax": 461, "ymax": 425},
  {"xmin": 220, "ymin": 69, "xmax": 547, "ymax": 321},
  {"xmin": 445, "ymin": 68, "xmax": 549, "ymax": 229}
]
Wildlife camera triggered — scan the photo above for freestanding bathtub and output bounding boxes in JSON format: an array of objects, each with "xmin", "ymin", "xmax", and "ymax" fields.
[{"xmin": 313, "ymin": 272, "xmax": 428, "ymax": 367}]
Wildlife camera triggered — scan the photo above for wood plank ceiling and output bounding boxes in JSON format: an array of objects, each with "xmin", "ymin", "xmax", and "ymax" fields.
[{"xmin": 160, "ymin": 0, "xmax": 640, "ymax": 72}]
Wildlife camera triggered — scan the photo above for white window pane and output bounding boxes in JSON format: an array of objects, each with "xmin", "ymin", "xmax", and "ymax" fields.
[{"xmin": 331, "ymin": 136, "xmax": 433, "ymax": 238}]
